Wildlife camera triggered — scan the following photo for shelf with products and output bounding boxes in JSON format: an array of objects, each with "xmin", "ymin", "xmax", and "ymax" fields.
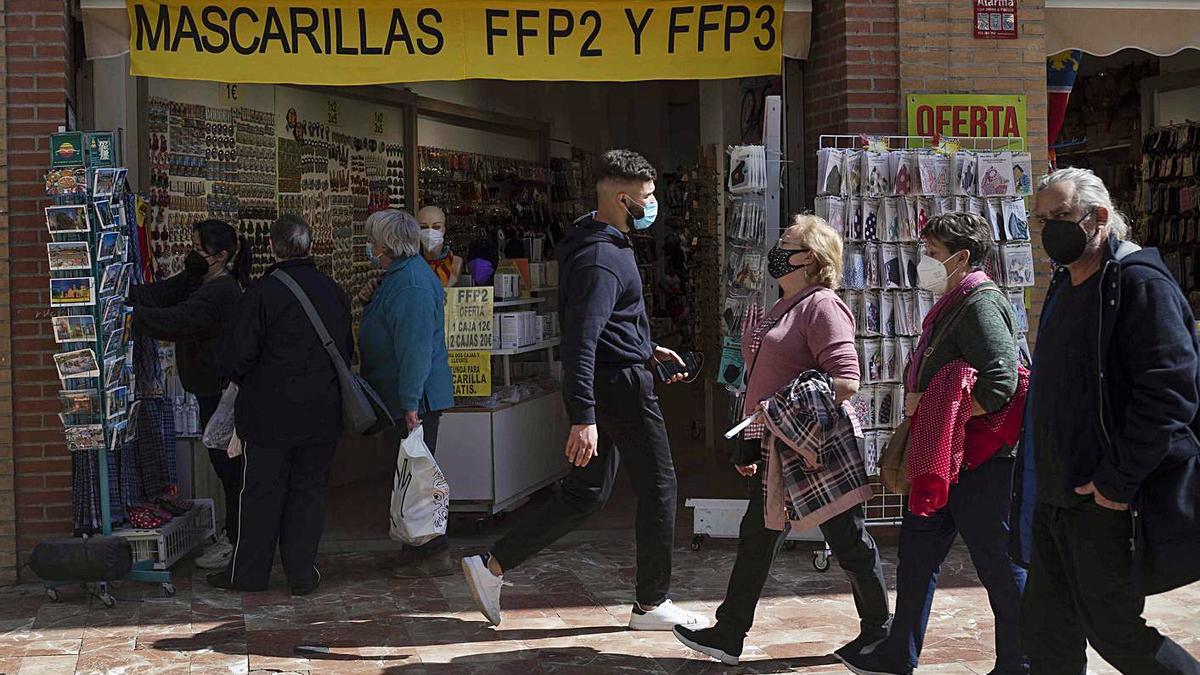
[
  {"xmin": 493, "ymin": 297, "xmax": 545, "ymax": 308},
  {"xmin": 1137, "ymin": 121, "xmax": 1200, "ymax": 313}
]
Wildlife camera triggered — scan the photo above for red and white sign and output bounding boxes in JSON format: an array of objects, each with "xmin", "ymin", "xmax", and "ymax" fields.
[{"xmin": 974, "ymin": 0, "xmax": 1017, "ymax": 40}]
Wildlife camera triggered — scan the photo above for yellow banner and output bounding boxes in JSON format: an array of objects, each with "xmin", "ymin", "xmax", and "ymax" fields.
[
  {"xmin": 449, "ymin": 350, "xmax": 492, "ymax": 398},
  {"xmin": 128, "ymin": 1, "xmax": 783, "ymax": 84},
  {"xmin": 907, "ymin": 94, "xmax": 1027, "ymax": 140}
]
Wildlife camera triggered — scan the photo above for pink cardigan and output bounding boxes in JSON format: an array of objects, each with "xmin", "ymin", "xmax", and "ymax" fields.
[{"xmin": 743, "ymin": 288, "xmax": 860, "ymax": 418}]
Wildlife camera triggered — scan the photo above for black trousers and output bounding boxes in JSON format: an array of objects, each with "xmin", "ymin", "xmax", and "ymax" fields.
[
  {"xmin": 715, "ymin": 471, "xmax": 890, "ymax": 639},
  {"xmin": 227, "ymin": 440, "xmax": 337, "ymax": 590},
  {"xmin": 385, "ymin": 411, "xmax": 447, "ymax": 553},
  {"xmin": 492, "ymin": 365, "xmax": 677, "ymax": 606},
  {"xmin": 1022, "ymin": 501, "xmax": 1200, "ymax": 675},
  {"xmin": 196, "ymin": 394, "xmax": 243, "ymax": 544}
]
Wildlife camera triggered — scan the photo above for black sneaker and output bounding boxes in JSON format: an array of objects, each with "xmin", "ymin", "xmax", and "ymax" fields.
[
  {"xmin": 206, "ymin": 569, "xmax": 236, "ymax": 591},
  {"xmin": 673, "ymin": 625, "xmax": 743, "ymax": 666},
  {"xmin": 834, "ymin": 628, "xmax": 889, "ymax": 661},
  {"xmin": 292, "ymin": 567, "xmax": 322, "ymax": 596},
  {"xmin": 838, "ymin": 649, "xmax": 911, "ymax": 675}
]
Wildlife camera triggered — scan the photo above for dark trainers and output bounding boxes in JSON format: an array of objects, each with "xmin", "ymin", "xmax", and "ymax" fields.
[
  {"xmin": 838, "ymin": 649, "xmax": 911, "ymax": 675},
  {"xmin": 834, "ymin": 629, "xmax": 889, "ymax": 661},
  {"xmin": 673, "ymin": 625, "xmax": 743, "ymax": 666},
  {"xmin": 391, "ymin": 550, "xmax": 456, "ymax": 578}
]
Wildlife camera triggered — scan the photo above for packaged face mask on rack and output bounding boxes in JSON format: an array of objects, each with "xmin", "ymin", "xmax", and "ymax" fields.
[
  {"xmin": 881, "ymin": 244, "xmax": 902, "ymax": 290},
  {"xmin": 862, "ymin": 151, "xmax": 892, "ymax": 197},
  {"xmin": 817, "ymin": 148, "xmax": 844, "ymax": 196},
  {"xmin": 843, "ymin": 150, "xmax": 863, "ymax": 196},
  {"xmin": 953, "ymin": 151, "xmax": 978, "ymax": 196},
  {"xmin": 848, "ymin": 197, "xmax": 865, "ymax": 241},
  {"xmin": 1004, "ymin": 242, "xmax": 1036, "ymax": 287},
  {"xmin": 899, "ymin": 244, "xmax": 916, "ymax": 290},
  {"xmin": 918, "ymin": 154, "xmax": 951, "ymax": 197},
  {"xmin": 843, "ymin": 247, "xmax": 867, "ymax": 290},
  {"xmin": 882, "ymin": 197, "xmax": 901, "ymax": 243},
  {"xmin": 1008, "ymin": 289, "xmax": 1030, "ymax": 333},
  {"xmin": 1012, "ymin": 152, "xmax": 1034, "ymax": 196},
  {"xmin": 1005, "ymin": 197, "xmax": 1030, "ymax": 241},
  {"xmin": 728, "ymin": 145, "xmax": 767, "ymax": 194},
  {"xmin": 936, "ymin": 197, "xmax": 956, "ymax": 217},
  {"xmin": 890, "ymin": 151, "xmax": 918, "ymax": 196},
  {"xmin": 978, "ymin": 152, "xmax": 1016, "ymax": 197},
  {"xmin": 728, "ymin": 197, "xmax": 766, "ymax": 243},
  {"xmin": 863, "ymin": 197, "xmax": 881, "ymax": 242},
  {"xmin": 881, "ymin": 291, "xmax": 896, "ymax": 336},
  {"xmin": 865, "ymin": 243, "xmax": 881, "ymax": 289},
  {"xmin": 865, "ymin": 291, "xmax": 882, "ymax": 336},
  {"xmin": 985, "ymin": 199, "xmax": 1005, "ymax": 240},
  {"xmin": 816, "ymin": 196, "xmax": 845, "ymax": 236}
]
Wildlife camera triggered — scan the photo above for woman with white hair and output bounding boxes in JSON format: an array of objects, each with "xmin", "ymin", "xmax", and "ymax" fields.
[{"xmin": 358, "ymin": 208, "xmax": 455, "ymax": 578}]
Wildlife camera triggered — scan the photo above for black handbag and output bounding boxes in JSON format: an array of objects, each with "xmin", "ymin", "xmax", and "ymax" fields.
[
  {"xmin": 29, "ymin": 536, "xmax": 133, "ymax": 582},
  {"xmin": 271, "ymin": 270, "xmax": 395, "ymax": 436}
]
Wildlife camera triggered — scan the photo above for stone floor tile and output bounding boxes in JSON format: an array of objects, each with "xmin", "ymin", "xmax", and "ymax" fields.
[{"xmin": 16, "ymin": 655, "xmax": 78, "ymax": 675}]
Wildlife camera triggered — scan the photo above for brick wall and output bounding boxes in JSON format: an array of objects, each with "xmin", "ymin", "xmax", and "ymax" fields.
[
  {"xmin": 897, "ymin": 0, "xmax": 1050, "ymax": 335},
  {"xmin": 803, "ymin": 0, "xmax": 902, "ymax": 203},
  {"xmin": 4, "ymin": 0, "xmax": 76, "ymax": 582},
  {"xmin": 0, "ymin": 0, "xmax": 14, "ymax": 584}
]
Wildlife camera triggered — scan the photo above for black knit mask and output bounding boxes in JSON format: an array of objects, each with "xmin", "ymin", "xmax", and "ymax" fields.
[{"xmin": 767, "ymin": 246, "xmax": 809, "ymax": 279}]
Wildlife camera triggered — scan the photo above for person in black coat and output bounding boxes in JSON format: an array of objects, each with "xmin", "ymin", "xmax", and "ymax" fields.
[
  {"xmin": 1015, "ymin": 168, "xmax": 1200, "ymax": 675},
  {"xmin": 130, "ymin": 219, "xmax": 250, "ymax": 570},
  {"xmin": 209, "ymin": 214, "xmax": 352, "ymax": 595}
]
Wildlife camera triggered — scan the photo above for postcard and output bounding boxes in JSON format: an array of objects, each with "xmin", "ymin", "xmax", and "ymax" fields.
[
  {"xmin": 64, "ymin": 424, "xmax": 104, "ymax": 452},
  {"xmin": 52, "ymin": 314, "xmax": 97, "ymax": 344},
  {"xmin": 116, "ymin": 263, "xmax": 133, "ymax": 298},
  {"xmin": 49, "ymin": 277, "xmax": 95, "ymax": 307},
  {"xmin": 92, "ymin": 168, "xmax": 117, "ymax": 197},
  {"xmin": 103, "ymin": 328, "xmax": 125, "ymax": 360},
  {"xmin": 105, "ymin": 386, "xmax": 129, "ymax": 420},
  {"xmin": 98, "ymin": 262, "xmax": 122, "ymax": 296},
  {"xmin": 54, "ymin": 348, "xmax": 100, "ymax": 381},
  {"xmin": 93, "ymin": 199, "xmax": 115, "ymax": 230},
  {"xmin": 47, "ymin": 241, "xmax": 91, "ymax": 271},
  {"xmin": 103, "ymin": 357, "xmax": 124, "ymax": 389},
  {"xmin": 84, "ymin": 132, "xmax": 116, "ymax": 168},
  {"xmin": 109, "ymin": 421, "xmax": 127, "ymax": 451},
  {"xmin": 97, "ymin": 231, "xmax": 120, "ymax": 261},
  {"xmin": 45, "ymin": 204, "xmax": 89, "ymax": 235},
  {"xmin": 101, "ymin": 296, "xmax": 122, "ymax": 327},
  {"xmin": 50, "ymin": 132, "xmax": 85, "ymax": 168},
  {"xmin": 59, "ymin": 388, "xmax": 99, "ymax": 416}
]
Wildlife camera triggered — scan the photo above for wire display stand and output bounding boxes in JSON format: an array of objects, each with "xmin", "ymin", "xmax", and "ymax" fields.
[{"xmin": 817, "ymin": 134, "xmax": 1031, "ymax": 528}]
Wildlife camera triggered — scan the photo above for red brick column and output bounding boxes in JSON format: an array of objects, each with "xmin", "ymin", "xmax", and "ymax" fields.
[
  {"xmin": 803, "ymin": 0, "xmax": 902, "ymax": 199},
  {"xmin": 4, "ymin": 0, "xmax": 77, "ymax": 582},
  {"xmin": 898, "ymin": 0, "xmax": 1050, "ymax": 335}
]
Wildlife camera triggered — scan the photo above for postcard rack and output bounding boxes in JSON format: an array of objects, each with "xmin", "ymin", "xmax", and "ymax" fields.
[
  {"xmin": 44, "ymin": 131, "xmax": 187, "ymax": 605},
  {"xmin": 816, "ymin": 134, "xmax": 1034, "ymax": 527}
]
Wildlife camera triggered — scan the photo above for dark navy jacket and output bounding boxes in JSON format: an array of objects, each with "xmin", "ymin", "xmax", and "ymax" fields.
[
  {"xmin": 1011, "ymin": 236, "xmax": 1200, "ymax": 595},
  {"xmin": 557, "ymin": 213, "xmax": 655, "ymax": 425}
]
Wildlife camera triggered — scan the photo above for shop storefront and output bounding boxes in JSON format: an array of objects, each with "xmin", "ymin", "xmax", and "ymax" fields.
[{"xmin": 2, "ymin": 0, "xmax": 1198, "ymax": 581}]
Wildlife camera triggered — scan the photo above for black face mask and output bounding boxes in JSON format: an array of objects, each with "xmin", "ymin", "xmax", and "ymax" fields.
[
  {"xmin": 184, "ymin": 250, "xmax": 211, "ymax": 277},
  {"xmin": 1040, "ymin": 211, "xmax": 1094, "ymax": 265},
  {"xmin": 767, "ymin": 246, "xmax": 808, "ymax": 280}
]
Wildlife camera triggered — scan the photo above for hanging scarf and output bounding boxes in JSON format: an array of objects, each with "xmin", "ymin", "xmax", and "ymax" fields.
[
  {"xmin": 907, "ymin": 270, "xmax": 989, "ymax": 391},
  {"xmin": 424, "ymin": 247, "xmax": 456, "ymax": 286}
]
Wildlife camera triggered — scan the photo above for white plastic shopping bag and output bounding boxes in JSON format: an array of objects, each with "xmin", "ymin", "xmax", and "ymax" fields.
[
  {"xmin": 202, "ymin": 383, "xmax": 238, "ymax": 450},
  {"xmin": 226, "ymin": 432, "xmax": 243, "ymax": 459},
  {"xmin": 388, "ymin": 425, "xmax": 450, "ymax": 546}
]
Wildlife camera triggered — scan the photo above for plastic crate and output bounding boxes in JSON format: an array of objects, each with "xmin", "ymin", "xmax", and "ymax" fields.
[{"xmin": 113, "ymin": 499, "xmax": 216, "ymax": 570}]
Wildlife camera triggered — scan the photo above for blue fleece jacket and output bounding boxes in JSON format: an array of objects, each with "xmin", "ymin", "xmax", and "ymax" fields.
[{"xmin": 358, "ymin": 255, "xmax": 454, "ymax": 416}]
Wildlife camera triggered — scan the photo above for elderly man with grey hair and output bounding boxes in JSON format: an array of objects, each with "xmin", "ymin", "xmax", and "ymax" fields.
[
  {"xmin": 213, "ymin": 213, "xmax": 353, "ymax": 595},
  {"xmin": 359, "ymin": 208, "xmax": 455, "ymax": 577},
  {"xmin": 1010, "ymin": 168, "xmax": 1200, "ymax": 674}
]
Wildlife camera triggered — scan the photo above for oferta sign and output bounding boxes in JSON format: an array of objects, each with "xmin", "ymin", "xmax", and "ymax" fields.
[{"xmin": 127, "ymin": 0, "xmax": 783, "ymax": 84}]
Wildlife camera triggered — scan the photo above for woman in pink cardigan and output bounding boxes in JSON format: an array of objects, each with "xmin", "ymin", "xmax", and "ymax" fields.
[{"xmin": 674, "ymin": 215, "xmax": 890, "ymax": 666}]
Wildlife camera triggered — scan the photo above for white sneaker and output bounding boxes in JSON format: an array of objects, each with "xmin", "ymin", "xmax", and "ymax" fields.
[
  {"xmin": 628, "ymin": 599, "xmax": 711, "ymax": 631},
  {"xmin": 196, "ymin": 534, "xmax": 233, "ymax": 569},
  {"xmin": 461, "ymin": 555, "xmax": 505, "ymax": 626}
]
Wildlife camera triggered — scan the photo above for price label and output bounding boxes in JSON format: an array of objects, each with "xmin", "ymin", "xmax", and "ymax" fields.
[
  {"xmin": 373, "ymin": 112, "xmax": 385, "ymax": 135},
  {"xmin": 326, "ymin": 100, "xmax": 339, "ymax": 126},
  {"xmin": 219, "ymin": 83, "xmax": 239, "ymax": 106}
]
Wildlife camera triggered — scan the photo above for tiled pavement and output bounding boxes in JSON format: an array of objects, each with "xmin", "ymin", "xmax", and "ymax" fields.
[{"xmin": 1, "ymin": 531, "xmax": 1197, "ymax": 674}]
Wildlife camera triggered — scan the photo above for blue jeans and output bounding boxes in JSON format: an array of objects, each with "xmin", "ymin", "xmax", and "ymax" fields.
[{"xmin": 873, "ymin": 456, "xmax": 1028, "ymax": 674}]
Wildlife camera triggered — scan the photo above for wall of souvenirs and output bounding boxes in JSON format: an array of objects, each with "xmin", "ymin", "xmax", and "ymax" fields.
[
  {"xmin": 1139, "ymin": 121, "xmax": 1200, "ymax": 313},
  {"xmin": 814, "ymin": 137, "xmax": 1037, "ymax": 521},
  {"xmin": 144, "ymin": 81, "xmax": 406, "ymax": 325}
]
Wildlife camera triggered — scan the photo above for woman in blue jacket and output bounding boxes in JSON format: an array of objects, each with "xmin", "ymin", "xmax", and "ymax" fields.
[{"xmin": 359, "ymin": 208, "xmax": 455, "ymax": 578}]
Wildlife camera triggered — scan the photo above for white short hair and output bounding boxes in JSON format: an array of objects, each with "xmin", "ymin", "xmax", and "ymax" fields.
[
  {"xmin": 1039, "ymin": 167, "xmax": 1130, "ymax": 241},
  {"xmin": 365, "ymin": 209, "xmax": 421, "ymax": 259}
]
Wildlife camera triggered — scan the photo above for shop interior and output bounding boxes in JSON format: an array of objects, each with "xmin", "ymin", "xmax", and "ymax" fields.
[
  {"xmin": 1053, "ymin": 48, "xmax": 1200, "ymax": 311},
  {"xmin": 90, "ymin": 70, "xmax": 791, "ymax": 545}
]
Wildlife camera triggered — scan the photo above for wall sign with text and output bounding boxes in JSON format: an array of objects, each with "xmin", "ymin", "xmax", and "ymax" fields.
[
  {"xmin": 907, "ymin": 94, "xmax": 1027, "ymax": 140},
  {"xmin": 127, "ymin": 0, "xmax": 783, "ymax": 85},
  {"xmin": 974, "ymin": 0, "xmax": 1017, "ymax": 40}
]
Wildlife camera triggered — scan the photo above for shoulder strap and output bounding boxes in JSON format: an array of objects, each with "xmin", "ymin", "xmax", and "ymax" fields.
[
  {"xmin": 744, "ymin": 285, "xmax": 828, "ymax": 387},
  {"xmin": 271, "ymin": 269, "xmax": 349, "ymax": 370},
  {"xmin": 915, "ymin": 282, "xmax": 1005, "ymax": 384}
]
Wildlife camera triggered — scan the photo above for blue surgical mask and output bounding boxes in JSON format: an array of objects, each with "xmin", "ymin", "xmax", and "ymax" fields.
[
  {"xmin": 624, "ymin": 194, "xmax": 658, "ymax": 230},
  {"xmin": 365, "ymin": 242, "xmax": 381, "ymax": 268}
]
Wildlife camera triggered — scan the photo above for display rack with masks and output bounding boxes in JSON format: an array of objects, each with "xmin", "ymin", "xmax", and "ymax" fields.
[{"xmin": 815, "ymin": 135, "xmax": 1035, "ymax": 524}]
